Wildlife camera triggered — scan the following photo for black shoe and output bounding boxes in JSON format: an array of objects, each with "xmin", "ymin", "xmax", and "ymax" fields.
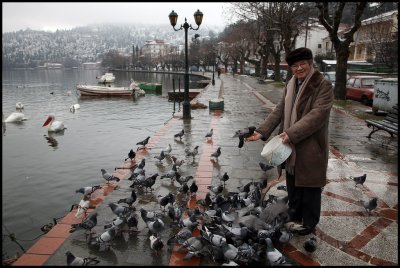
[{"xmin": 296, "ymin": 226, "xmax": 315, "ymax": 236}]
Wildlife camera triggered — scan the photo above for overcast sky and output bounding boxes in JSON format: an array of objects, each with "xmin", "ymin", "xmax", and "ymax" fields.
[{"xmin": 2, "ymin": 2, "xmax": 233, "ymax": 33}]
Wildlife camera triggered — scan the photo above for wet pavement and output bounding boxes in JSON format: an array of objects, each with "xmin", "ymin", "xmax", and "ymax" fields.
[{"xmin": 13, "ymin": 73, "xmax": 397, "ymax": 266}]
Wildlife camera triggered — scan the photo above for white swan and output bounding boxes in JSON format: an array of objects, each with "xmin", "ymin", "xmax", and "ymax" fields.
[
  {"xmin": 70, "ymin": 104, "xmax": 80, "ymax": 112},
  {"xmin": 42, "ymin": 114, "xmax": 66, "ymax": 132},
  {"xmin": 16, "ymin": 102, "xmax": 24, "ymax": 110},
  {"xmin": 5, "ymin": 112, "xmax": 28, "ymax": 123}
]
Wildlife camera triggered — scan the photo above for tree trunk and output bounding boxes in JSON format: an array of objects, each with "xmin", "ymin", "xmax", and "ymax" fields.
[{"xmin": 335, "ymin": 45, "xmax": 350, "ymax": 100}]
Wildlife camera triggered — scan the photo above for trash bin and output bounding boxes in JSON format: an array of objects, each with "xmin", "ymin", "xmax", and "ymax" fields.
[{"xmin": 373, "ymin": 78, "xmax": 398, "ymax": 114}]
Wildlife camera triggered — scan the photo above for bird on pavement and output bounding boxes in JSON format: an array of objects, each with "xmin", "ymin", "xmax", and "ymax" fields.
[
  {"xmin": 168, "ymin": 205, "xmax": 184, "ymax": 225},
  {"xmin": 70, "ymin": 212, "xmax": 98, "ymax": 234},
  {"xmin": 136, "ymin": 136, "xmax": 150, "ymax": 150},
  {"xmin": 101, "ymin": 169, "xmax": 120, "ymax": 184},
  {"xmin": 211, "ymin": 147, "xmax": 221, "ymax": 161},
  {"xmin": 259, "ymin": 162, "xmax": 274, "ymax": 173},
  {"xmin": 360, "ymin": 197, "xmax": 378, "ymax": 215},
  {"xmin": 137, "ymin": 158, "xmax": 146, "ymax": 169},
  {"xmin": 303, "ymin": 236, "xmax": 317, "ymax": 254},
  {"xmin": 142, "ymin": 173, "xmax": 159, "ymax": 192},
  {"xmin": 94, "ymin": 226, "xmax": 117, "ymax": 250},
  {"xmin": 177, "ymin": 182, "xmax": 190, "ymax": 196},
  {"xmin": 149, "ymin": 234, "xmax": 164, "ymax": 251},
  {"xmin": 179, "ymin": 213, "xmax": 199, "ymax": 229},
  {"xmin": 171, "ymin": 155, "xmax": 185, "ymax": 169},
  {"xmin": 185, "ymin": 145, "xmax": 199, "ymax": 162},
  {"xmin": 219, "ymin": 172, "xmax": 229, "ymax": 188},
  {"xmin": 265, "ymin": 237, "xmax": 286, "ymax": 265},
  {"xmin": 146, "ymin": 218, "xmax": 165, "ymax": 235},
  {"xmin": 176, "ymin": 175, "xmax": 193, "ymax": 186},
  {"xmin": 189, "ymin": 181, "xmax": 198, "ymax": 196},
  {"xmin": 174, "ymin": 129, "xmax": 184, "ymax": 140},
  {"xmin": 207, "ymin": 184, "xmax": 224, "ymax": 195},
  {"xmin": 65, "ymin": 251, "xmax": 100, "ymax": 266},
  {"xmin": 75, "ymin": 185, "xmax": 102, "ymax": 197},
  {"xmin": 140, "ymin": 208, "xmax": 162, "ymax": 222},
  {"xmin": 125, "ymin": 149, "xmax": 136, "ymax": 162},
  {"xmin": 157, "ymin": 194, "xmax": 171, "ymax": 211},
  {"xmin": 205, "ymin": 128, "xmax": 214, "ymax": 140},
  {"xmin": 162, "ymin": 144, "xmax": 172, "ymax": 156},
  {"xmin": 154, "ymin": 150, "xmax": 165, "ymax": 163},
  {"xmin": 350, "ymin": 173, "xmax": 367, "ymax": 188},
  {"xmin": 108, "ymin": 202, "xmax": 132, "ymax": 217},
  {"xmin": 167, "ymin": 226, "xmax": 193, "ymax": 245},
  {"xmin": 160, "ymin": 164, "xmax": 178, "ymax": 181},
  {"xmin": 117, "ymin": 189, "xmax": 137, "ymax": 207}
]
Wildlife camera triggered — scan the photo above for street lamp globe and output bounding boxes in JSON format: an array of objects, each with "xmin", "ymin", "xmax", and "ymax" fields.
[
  {"xmin": 193, "ymin": 9, "xmax": 203, "ymax": 26},
  {"xmin": 169, "ymin": 10, "xmax": 178, "ymax": 27}
]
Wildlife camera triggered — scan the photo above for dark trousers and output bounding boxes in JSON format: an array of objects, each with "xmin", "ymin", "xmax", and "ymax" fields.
[{"xmin": 286, "ymin": 172, "xmax": 322, "ymax": 228}]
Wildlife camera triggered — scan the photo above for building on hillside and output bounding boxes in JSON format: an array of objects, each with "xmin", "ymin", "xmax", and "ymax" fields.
[{"xmin": 82, "ymin": 62, "xmax": 101, "ymax": 69}]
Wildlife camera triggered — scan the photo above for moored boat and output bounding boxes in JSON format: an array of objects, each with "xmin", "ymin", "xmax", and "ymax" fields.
[
  {"xmin": 77, "ymin": 81, "xmax": 140, "ymax": 97},
  {"xmin": 138, "ymin": 82, "xmax": 162, "ymax": 94}
]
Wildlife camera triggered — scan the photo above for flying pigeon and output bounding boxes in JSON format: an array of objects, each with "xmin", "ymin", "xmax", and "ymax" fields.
[
  {"xmin": 162, "ymin": 144, "xmax": 172, "ymax": 156},
  {"xmin": 65, "ymin": 251, "xmax": 100, "ymax": 266},
  {"xmin": 101, "ymin": 169, "xmax": 120, "ymax": 184},
  {"xmin": 259, "ymin": 162, "xmax": 274, "ymax": 172},
  {"xmin": 350, "ymin": 173, "xmax": 367, "ymax": 188},
  {"xmin": 136, "ymin": 136, "xmax": 150, "ymax": 150},
  {"xmin": 303, "ymin": 236, "xmax": 317, "ymax": 254},
  {"xmin": 174, "ymin": 129, "xmax": 184, "ymax": 140}
]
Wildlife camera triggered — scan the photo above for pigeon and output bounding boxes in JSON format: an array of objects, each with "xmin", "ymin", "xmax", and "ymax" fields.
[
  {"xmin": 205, "ymin": 128, "xmax": 213, "ymax": 140},
  {"xmin": 74, "ymin": 196, "xmax": 92, "ymax": 219},
  {"xmin": 157, "ymin": 194, "xmax": 171, "ymax": 211},
  {"xmin": 233, "ymin": 126, "xmax": 257, "ymax": 139},
  {"xmin": 178, "ymin": 236, "xmax": 205, "ymax": 253},
  {"xmin": 140, "ymin": 208, "xmax": 162, "ymax": 222},
  {"xmin": 95, "ymin": 226, "xmax": 117, "ymax": 249},
  {"xmin": 150, "ymin": 234, "xmax": 164, "ymax": 251},
  {"xmin": 136, "ymin": 158, "xmax": 146, "ymax": 169},
  {"xmin": 171, "ymin": 156, "xmax": 185, "ymax": 169},
  {"xmin": 101, "ymin": 169, "xmax": 120, "ymax": 184},
  {"xmin": 221, "ymin": 242, "xmax": 239, "ymax": 262},
  {"xmin": 238, "ymin": 135, "xmax": 245, "ymax": 149},
  {"xmin": 185, "ymin": 145, "xmax": 199, "ymax": 161},
  {"xmin": 265, "ymin": 237, "xmax": 286, "ymax": 265},
  {"xmin": 117, "ymin": 189, "xmax": 137, "ymax": 207},
  {"xmin": 142, "ymin": 173, "xmax": 158, "ymax": 192},
  {"xmin": 167, "ymin": 227, "xmax": 193, "ymax": 245},
  {"xmin": 136, "ymin": 136, "xmax": 150, "ymax": 150},
  {"xmin": 154, "ymin": 150, "xmax": 165, "ymax": 163},
  {"xmin": 108, "ymin": 202, "xmax": 132, "ymax": 217},
  {"xmin": 361, "ymin": 197, "xmax": 378, "ymax": 215},
  {"xmin": 211, "ymin": 147, "xmax": 221, "ymax": 161},
  {"xmin": 207, "ymin": 184, "xmax": 224, "ymax": 195},
  {"xmin": 162, "ymin": 144, "xmax": 172, "ymax": 156},
  {"xmin": 201, "ymin": 226, "xmax": 226, "ymax": 247},
  {"xmin": 70, "ymin": 212, "xmax": 98, "ymax": 233},
  {"xmin": 146, "ymin": 218, "xmax": 165, "ymax": 234},
  {"xmin": 128, "ymin": 168, "xmax": 145, "ymax": 181},
  {"xmin": 129, "ymin": 172, "xmax": 146, "ymax": 188},
  {"xmin": 176, "ymin": 175, "xmax": 193, "ymax": 186},
  {"xmin": 189, "ymin": 181, "xmax": 198, "ymax": 196},
  {"xmin": 177, "ymin": 182, "xmax": 190, "ymax": 195},
  {"xmin": 237, "ymin": 182, "xmax": 253, "ymax": 193},
  {"xmin": 65, "ymin": 251, "xmax": 100, "ymax": 266},
  {"xmin": 219, "ymin": 172, "xmax": 229, "ymax": 188},
  {"xmin": 174, "ymin": 129, "xmax": 184, "ymax": 140},
  {"xmin": 103, "ymin": 216, "xmax": 127, "ymax": 230},
  {"xmin": 125, "ymin": 149, "xmax": 136, "ymax": 162},
  {"xmin": 75, "ymin": 185, "xmax": 102, "ymax": 197},
  {"xmin": 160, "ymin": 164, "xmax": 178, "ymax": 181},
  {"xmin": 259, "ymin": 162, "xmax": 274, "ymax": 172},
  {"xmin": 350, "ymin": 173, "xmax": 367, "ymax": 188},
  {"xmin": 179, "ymin": 213, "xmax": 198, "ymax": 229},
  {"xmin": 303, "ymin": 236, "xmax": 317, "ymax": 254},
  {"xmin": 168, "ymin": 205, "xmax": 184, "ymax": 224},
  {"xmin": 278, "ymin": 230, "xmax": 293, "ymax": 246}
]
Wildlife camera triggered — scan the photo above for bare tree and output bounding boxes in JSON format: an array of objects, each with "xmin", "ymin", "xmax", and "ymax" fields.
[{"xmin": 316, "ymin": 2, "xmax": 368, "ymax": 100}]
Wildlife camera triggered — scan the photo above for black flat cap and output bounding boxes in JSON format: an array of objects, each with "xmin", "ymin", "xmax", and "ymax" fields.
[{"xmin": 285, "ymin": 47, "xmax": 313, "ymax": 66}]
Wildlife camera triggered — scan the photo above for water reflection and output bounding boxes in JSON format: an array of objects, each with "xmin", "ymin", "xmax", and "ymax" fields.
[{"xmin": 44, "ymin": 131, "xmax": 64, "ymax": 149}]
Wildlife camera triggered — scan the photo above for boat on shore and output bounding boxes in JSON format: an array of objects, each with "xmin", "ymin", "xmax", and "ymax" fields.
[
  {"xmin": 138, "ymin": 82, "xmax": 162, "ymax": 94},
  {"xmin": 97, "ymin": 72, "xmax": 116, "ymax": 83},
  {"xmin": 77, "ymin": 81, "xmax": 141, "ymax": 97}
]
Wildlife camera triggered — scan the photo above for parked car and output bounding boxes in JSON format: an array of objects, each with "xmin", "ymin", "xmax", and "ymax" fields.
[
  {"xmin": 322, "ymin": 71, "xmax": 350, "ymax": 87},
  {"xmin": 346, "ymin": 75, "xmax": 383, "ymax": 105}
]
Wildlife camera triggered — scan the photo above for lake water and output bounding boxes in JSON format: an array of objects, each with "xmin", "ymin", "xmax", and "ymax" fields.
[{"xmin": 1, "ymin": 68, "xmax": 205, "ymax": 257}]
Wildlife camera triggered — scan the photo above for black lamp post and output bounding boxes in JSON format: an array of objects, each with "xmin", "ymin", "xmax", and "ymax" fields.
[
  {"xmin": 169, "ymin": 9, "xmax": 203, "ymax": 120},
  {"xmin": 212, "ymin": 52, "xmax": 215, "ymax": 85}
]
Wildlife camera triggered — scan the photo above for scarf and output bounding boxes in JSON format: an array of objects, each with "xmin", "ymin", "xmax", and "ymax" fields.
[{"xmin": 283, "ymin": 66, "xmax": 315, "ymax": 175}]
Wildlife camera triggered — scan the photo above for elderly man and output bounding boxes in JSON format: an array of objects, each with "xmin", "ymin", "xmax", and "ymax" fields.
[{"xmin": 247, "ymin": 47, "xmax": 334, "ymax": 235}]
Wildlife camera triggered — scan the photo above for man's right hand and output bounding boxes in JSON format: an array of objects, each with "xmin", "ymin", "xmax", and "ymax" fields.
[{"xmin": 245, "ymin": 131, "xmax": 263, "ymax": 142}]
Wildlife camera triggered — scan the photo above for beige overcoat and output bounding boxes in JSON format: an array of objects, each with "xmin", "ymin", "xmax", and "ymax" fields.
[{"xmin": 256, "ymin": 71, "xmax": 334, "ymax": 187}]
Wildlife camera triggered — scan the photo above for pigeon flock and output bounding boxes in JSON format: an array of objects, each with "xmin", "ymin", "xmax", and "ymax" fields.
[{"xmin": 60, "ymin": 125, "xmax": 379, "ymax": 266}]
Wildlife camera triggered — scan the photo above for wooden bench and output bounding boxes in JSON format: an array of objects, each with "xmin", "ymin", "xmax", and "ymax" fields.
[{"xmin": 365, "ymin": 104, "xmax": 398, "ymax": 138}]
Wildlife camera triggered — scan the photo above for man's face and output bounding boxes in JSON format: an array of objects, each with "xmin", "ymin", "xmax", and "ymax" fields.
[{"xmin": 290, "ymin": 60, "xmax": 311, "ymax": 80}]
